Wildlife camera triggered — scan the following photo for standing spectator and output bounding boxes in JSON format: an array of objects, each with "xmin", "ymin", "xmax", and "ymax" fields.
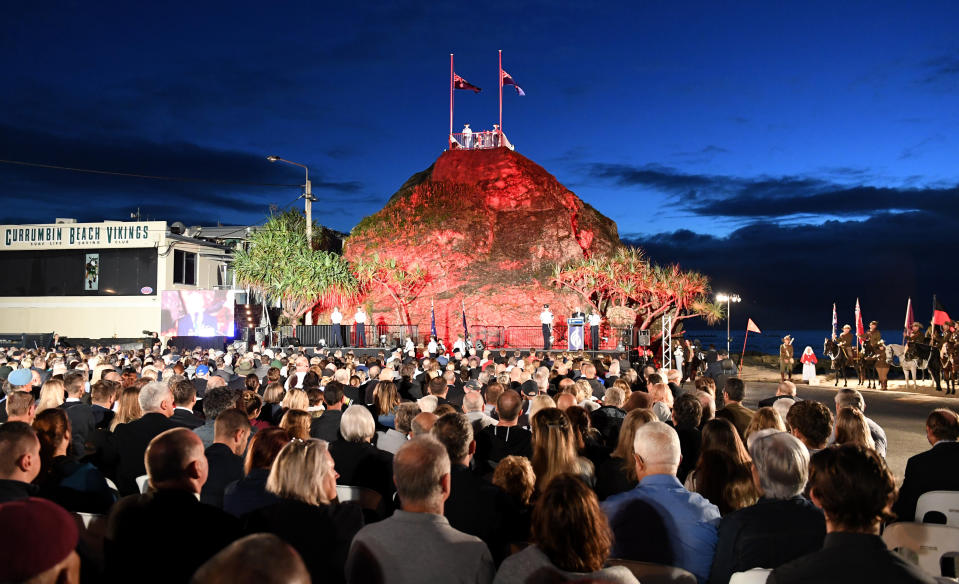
[
  {"xmin": 768, "ymin": 445, "xmax": 934, "ymax": 584},
  {"xmin": 715, "ymin": 378, "xmax": 754, "ymax": 439},
  {"xmin": 5, "ymin": 391, "xmax": 36, "ymax": 425},
  {"xmin": 345, "ymin": 437, "xmax": 495, "ymax": 584},
  {"xmin": 279, "ymin": 410, "xmax": 312, "ymax": 441},
  {"xmin": 113, "ymin": 381, "xmax": 179, "ymax": 495},
  {"xmin": 201, "ymin": 409, "xmax": 251, "ymax": 508},
  {"xmin": 35, "ymin": 378, "xmax": 65, "ymax": 414},
  {"xmin": 494, "ymin": 474, "xmax": 639, "ymax": 584},
  {"xmin": 892, "ymin": 408, "xmax": 959, "ymax": 522},
  {"xmin": 602, "ymin": 421, "xmax": 721, "ymax": 583}
]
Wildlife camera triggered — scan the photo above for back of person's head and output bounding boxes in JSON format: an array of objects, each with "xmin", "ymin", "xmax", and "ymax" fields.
[
  {"xmin": 491, "ymin": 455, "xmax": 535, "ymax": 506},
  {"xmin": 146, "ymin": 427, "xmax": 205, "ymax": 490},
  {"xmin": 340, "ymin": 405, "xmax": 375, "ymax": 442},
  {"xmin": 835, "ymin": 406, "xmax": 875, "ymax": 450},
  {"xmin": 531, "ymin": 408, "xmax": 580, "ymax": 490},
  {"xmin": 808, "ymin": 444, "xmax": 895, "ymax": 529},
  {"xmin": 612, "ymin": 408, "xmax": 656, "ymax": 478},
  {"xmin": 323, "ymin": 381, "xmax": 345, "ymax": 407},
  {"xmin": 139, "ymin": 381, "xmax": 173, "ymax": 414},
  {"xmin": 267, "ymin": 438, "xmax": 336, "ymax": 506},
  {"xmin": 749, "ymin": 430, "xmax": 809, "ymax": 499},
  {"xmin": 244, "ymin": 427, "xmax": 290, "ymax": 475},
  {"xmin": 694, "ymin": 376, "xmax": 717, "ymax": 396},
  {"xmin": 393, "ymin": 436, "xmax": 450, "ymax": 506},
  {"xmin": 646, "ymin": 372, "xmax": 663, "ymax": 385},
  {"xmin": 394, "ymin": 402, "xmax": 420, "ymax": 434},
  {"xmin": 771, "ymin": 398, "xmax": 795, "ymax": 427},
  {"xmin": 693, "ymin": 448, "xmax": 758, "ymax": 514},
  {"xmin": 411, "ymin": 412, "xmax": 438, "ymax": 436},
  {"xmin": 214, "ymin": 408, "xmax": 252, "ymax": 440},
  {"xmin": 279, "ymin": 410, "xmax": 312, "ymax": 440},
  {"xmin": 63, "ymin": 371, "xmax": 85, "ymax": 397},
  {"xmin": 701, "ymin": 418, "xmax": 751, "ymax": 465},
  {"xmin": 786, "ymin": 400, "xmax": 834, "ymax": 449},
  {"xmin": 633, "ymin": 421, "xmax": 681, "ymax": 471},
  {"xmin": 0, "ymin": 421, "xmax": 40, "ymax": 481},
  {"xmin": 528, "ymin": 394, "xmax": 556, "ymax": 419},
  {"xmin": 191, "ymin": 533, "xmax": 310, "ymax": 584},
  {"xmin": 927, "ymin": 408, "xmax": 959, "ymax": 441},
  {"xmin": 496, "ymin": 390, "xmax": 523, "ymax": 422},
  {"xmin": 835, "ymin": 388, "xmax": 865, "ymax": 412},
  {"xmin": 0, "ymin": 497, "xmax": 80, "ymax": 584},
  {"xmin": 203, "ymin": 386, "xmax": 237, "ymax": 420},
  {"xmin": 723, "ymin": 377, "xmax": 746, "ymax": 402},
  {"xmin": 744, "ymin": 406, "xmax": 786, "ymax": 443},
  {"xmin": 427, "ymin": 376, "xmax": 447, "ymax": 396},
  {"xmin": 532, "ymin": 474, "xmax": 612, "ymax": 573},
  {"xmin": 6, "ymin": 391, "xmax": 36, "ymax": 419},
  {"xmin": 777, "ymin": 380, "xmax": 797, "ymax": 397},
  {"xmin": 673, "ymin": 393, "xmax": 703, "ymax": 429},
  {"xmin": 91, "ymin": 379, "xmax": 118, "ymax": 404},
  {"xmin": 263, "ymin": 382, "xmax": 285, "ymax": 404},
  {"xmin": 431, "ymin": 413, "xmax": 473, "ymax": 462},
  {"xmin": 604, "ymin": 387, "xmax": 626, "ymax": 408},
  {"xmin": 32, "ymin": 408, "xmax": 70, "ymax": 470},
  {"xmin": 462, "ymin": 391, "xmax": 484, "ymax": 413},
  {"xmin": 236, "ymin": 390, "xmax": 263, "ymax": 418},
  {"xmin": 171, "ymin": 379, "xmax": 197, "ymax": 406}
]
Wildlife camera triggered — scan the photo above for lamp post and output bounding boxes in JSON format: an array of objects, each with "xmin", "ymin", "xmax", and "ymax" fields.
[
  {"xmin": 266, "ymin": 156, "xmax": 314, "ymax": 243},
  {"xmin": 715, "ymin": 292, "xmax": 741, "ymax": 353}
]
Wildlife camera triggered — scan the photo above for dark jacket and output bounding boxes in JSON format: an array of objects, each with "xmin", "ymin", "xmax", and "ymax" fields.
[
  {"xmin": 715, "ymin": 402, "xmax": 754, "ymax": 439},
  {"xmin": 201, "ymin": 443, "xmax": 245, "ymax": 508},
  {"xmin": 61, "ymin": 401, "xmax": 97, "ymax": 457},
  {"xmin": 36, "ymin": 456, "xmax": 117, "ymax": 514},
  {"xmin": 171, "ymin": 407, "xmax": 205, "ymax": 430},
  {"xmin": 243, "ymin": 499, "xmax": 364, "ymax": 584},
  {"xmin": 892, "ymin": 441, "xmax": 959, "ymax": 522},
  {"xmin": 106, "ymin": 489, "xmax": 242, "ymax": 584},
  {"xmin": 594, "ymin": 456, "xmax": 636, "ymax": 501},
  {"xmin": 224, "ymin": 468, "xmax": 279, "ymax": 517},
  {"xmin": 444, "ymin": 463, "xmax": 512, "ymax": 564},
  {"xmin": 91, "ymin": 404, "xmax": 115, "ymax": 430},
  {"xmin": 328, "ymin": 440, "xmax": 394, "ymax": 503},
  {"xmin": 310, "ymin": 409, "xmax": 344, "ymax": 442},
  {"xmin": 676, "ymin": 426, "xmax": 702, "ymax": 484},
  {"xmin": 768, "ymin": 532, "xmax": 936, "ymax": 584},
  {"xmin": 591, "ymin": 405, "xmax": 626, "ymax": 447},
  {"xmin": 0, "ymin": 478, "xmax": 39, "ymax": 503},
  {"xmin": 709, "ymin": 496, "xmax": 825, "ymax": 584},
  {"xmin": 111, "ymin": 412, "xmax": 180, "ymax": 495}
]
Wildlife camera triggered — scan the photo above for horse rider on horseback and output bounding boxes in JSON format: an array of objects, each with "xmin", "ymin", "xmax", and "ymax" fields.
[
  {"xmin": 906, "ymin": 322, "xmax": 925, "ymax": 360},
  {"xmin": 837, "ymin": 324, "xmax": 856, "ymax": 359},
  {"xmin": 858, "ymin": 321, "xmax": 882, "ymax": 355}
]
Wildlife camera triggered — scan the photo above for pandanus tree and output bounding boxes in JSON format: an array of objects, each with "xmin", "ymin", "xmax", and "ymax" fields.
[
  {"xmin": 232, "ymin": 210, "xmax": 359, "ymax": 325},
  {"xmin": 353, "ymin": 253, "xmax": 429, "ymax": 326}
]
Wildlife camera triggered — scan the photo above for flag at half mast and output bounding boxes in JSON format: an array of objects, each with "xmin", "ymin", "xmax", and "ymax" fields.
[
  {"xmin": 501, "ymin": 69, "xmax": 525, "ymax": 96},
  {"xmin": 454, "ymin": 73, "xmax": 481, "ymax": 93}
]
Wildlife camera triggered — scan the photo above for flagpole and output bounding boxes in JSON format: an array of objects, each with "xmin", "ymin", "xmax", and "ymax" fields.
[
  {"xmin": 932, "ymin": 294, "xmax": 938, "ymax": 335},
  {"xmin": 449, "ymin": 54, "xmax": 454, "ymax": 149},
  {"xmin": 738, "ymin": 330, "xmax": 749, "ymax": 374},
  {"xmin": 498, "ymin": 49, "xmax": 503, "ymax": 136},
  {"xmin": 903, "ymin": 297, "xmax": 912, "ymax": 344}
]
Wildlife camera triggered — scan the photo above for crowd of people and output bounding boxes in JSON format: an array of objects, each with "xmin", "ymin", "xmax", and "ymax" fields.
[{"xmin": 0, "ymin": 340, "xmax": 955, "ymax": 583}]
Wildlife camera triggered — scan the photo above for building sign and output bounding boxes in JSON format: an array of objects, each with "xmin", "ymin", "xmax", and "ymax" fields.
[
  {"xmin": 0, "ymin": 221, "xmax": 166, "ymax": 250},
  {"xmin": 84, "ymin": 253, "xmax": 99, "ymax": 290}
]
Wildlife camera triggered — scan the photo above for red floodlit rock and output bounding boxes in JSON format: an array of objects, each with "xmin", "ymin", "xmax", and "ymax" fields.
[{"xmin": 340, "ymin": 147, "xmax": 622, "ymax": 341}]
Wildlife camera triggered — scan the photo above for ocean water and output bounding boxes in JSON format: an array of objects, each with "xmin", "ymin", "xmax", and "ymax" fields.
[{"xmin": 681, "ymin": 329, "xmax": 903, "ymax": 357}]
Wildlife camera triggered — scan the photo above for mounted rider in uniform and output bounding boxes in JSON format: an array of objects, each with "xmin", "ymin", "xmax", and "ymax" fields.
[
  {"xmin": 837, "ymin": 324, "xmax": 856, "ymax": 360},
  {"xmin": 905, "ymin": 322, "xmax": 925, "ymax": 360}
]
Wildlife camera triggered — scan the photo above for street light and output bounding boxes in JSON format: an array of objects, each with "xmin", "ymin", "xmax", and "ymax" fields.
[
  {"xmin": 715, "ymin": 292, "xmax": 741, "ymax": 353},
  {"xmin": 266, "ymin": 155, "xmax": 315, "ymax": 243}
]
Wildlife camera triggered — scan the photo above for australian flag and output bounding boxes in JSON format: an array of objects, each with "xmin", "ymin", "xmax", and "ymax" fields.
[
  {"xmin": 501, "ymin": 69, "xmax": 525, "ymax": 96},
  {"xmin": 454, "ymin": 73, "xmax": 481, "ymax": 93}
]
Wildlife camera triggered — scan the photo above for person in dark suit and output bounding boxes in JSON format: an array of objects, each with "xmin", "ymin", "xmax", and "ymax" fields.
[
  {"xmin": 672, "ymin": 393, "xmax": 703, "ymax": 484},
  {"xmin": 710, "ymin": 431, "xmax": 825, "ymax": 584},
  {"xmin": 106, "ymin": 428, "xmax": 242, "ymax": 584},
  {"xmin": 59, "ymin": 371, "xmax": 96, "ymax": 457},
  {"xmin": 170, "ymin": 378, "xmax": 204, "ymax": 429},
  {"xmin": 243, "ymin": 438, "xmax": 364, "ymax": 584},
  {"xmin": 892, "ymin": 408, "xmax": 959, "ymax": 523},
  {"xmin": 590, "ymin": 387, "xmax": 627, "ymax": 448},
  {"xmin": 110, "ymin": 382, "xmax": 180, "ymax": 495},
  {"xmin": 768, "ymin": 445, "xmax": 934, "ymax": 584},
  {"xmin": 223, "ymin": 428, "xmax": 288, "ymax": 517},
  {"xmin": 758, "ymin": 380, "xmax": 800, "ymax": 409},
  {"xmin": 90, "ymin": 380, "xmax": 117, "ymax": 430},
  {"xmin": 328, "ymin": 406, "xmax": 394, "ymax": 507},
  {"xmin": 715, "ymin": 378, "xmax": 754, "ymax": 440},
  {"xmin": 311, "ymin": 382, "xmax": 346, "ymax": 442},
  {"xmin": 201, "ymin": 409, "xmax": 250, "ymax": 508},
  {"xmin": 475, "ymin": 390, "xmax": 533, "ymax": 474}
]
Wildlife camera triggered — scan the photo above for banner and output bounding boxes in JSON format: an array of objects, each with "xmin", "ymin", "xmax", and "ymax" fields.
[
  {"xmin": 84, "ymin": 254, "xmax": 99, "ymax": 291},
  {"xmin": 1, "ymin": 221, "xmax": 165, "ymax": 250}
]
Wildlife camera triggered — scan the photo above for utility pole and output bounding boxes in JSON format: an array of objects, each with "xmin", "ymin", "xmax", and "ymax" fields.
[{"xmin": 267, "ymin": 155, "xmax": 314, "ymax": 245}]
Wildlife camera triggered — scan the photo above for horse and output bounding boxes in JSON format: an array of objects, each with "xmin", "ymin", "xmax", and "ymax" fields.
[
  {"xmin": 886, "ymin": 344, "xmax": 920, "ymax": 389},
  {"xmin": 823, "ymin": 338, "xmax": 854, "ymax": 387},
  {"xmin": 909, "ymin": 342, "xmax": 943, "ymax": 392},
  {"xmin": 856, "ymin": 341, "xmax": 882, "ymax": 389}
]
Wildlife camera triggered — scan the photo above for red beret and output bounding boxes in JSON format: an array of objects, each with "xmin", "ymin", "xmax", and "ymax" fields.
[{"xmin": 0, "ymin": 498, "xmax": 78, "ymax": 581}]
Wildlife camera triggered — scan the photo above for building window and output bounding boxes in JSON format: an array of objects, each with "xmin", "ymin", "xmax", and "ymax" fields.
[{"xmin": 173, "ymin": 250, "xmax": 196, "ymax": 285}]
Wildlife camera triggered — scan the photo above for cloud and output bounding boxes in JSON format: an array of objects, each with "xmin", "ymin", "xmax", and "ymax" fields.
[{"xmin": 919, "ymin": 52, "xmax": 959, "ymax": 85}]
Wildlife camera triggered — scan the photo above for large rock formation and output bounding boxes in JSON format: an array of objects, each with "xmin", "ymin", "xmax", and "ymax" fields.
[{"xmin": 340, "ymin": 147, "xmax": 622, "ymax": 338}]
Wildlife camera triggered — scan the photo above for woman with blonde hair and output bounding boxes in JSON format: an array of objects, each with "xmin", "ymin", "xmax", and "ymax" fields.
[
  {"xmin": 835, "ymin": 406, "xmax": 876, "ymax": 451},
  {"xmin": 36, "ymin": 378, "xmax": 66, "ymax": 413},
  {"xmin": 371, "ymin": 380, "xmax": 400, "ymax": 428},
  {"xmin": 743, "ymin": 406, "xmax": 787, "ymax": 447},
  {"xmin": 531, "ymin": 408, "xmax": 593, "ymax": 493},
  {"xmin": 244, "ymin": 438, "xmax": 364, "ymax": 583},
  {"xmin": 110, "ymin": 386, "xmax": 143, "ymax": 431},
  {"xmin": 281, "ymin": 388, "xmax": 309, "ymax": 412},
  {"xmin": 595, "ymin": 408, "xmax": 656, "ymax": 500},
  {"xmin": 279, "ymin": 409, "xmax": 312, "ymax": 440}
]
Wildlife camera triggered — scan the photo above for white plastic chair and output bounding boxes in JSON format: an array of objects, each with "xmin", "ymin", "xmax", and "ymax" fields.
[
  {"xmin": 605, "ymin": 559, "xmax": 697, "ymax": 584},
  {"xmin": 135, "ymin": 474, "xmax": 150, "ymax": 494},
  {"xmin": 729, "ymin": 568, "xmax": 772, "ymax": 584},
  {"xmin": 916, "ymin": 491, "xmax": 959, "ymax": 527},
  {"xmin": 883, "ymin": 521, "xmax": 959, "ymax": 577}
]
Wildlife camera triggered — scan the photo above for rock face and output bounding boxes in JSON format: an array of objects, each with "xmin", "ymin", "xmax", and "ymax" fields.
[{"xmin": 341, "ymin": 147, "xmax": 621, "ymax": 339}]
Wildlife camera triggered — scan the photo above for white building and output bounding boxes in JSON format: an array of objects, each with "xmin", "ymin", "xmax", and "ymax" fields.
[{"xmin": 0, "ymin": 219, "xmax": 233, "ymax": 340}]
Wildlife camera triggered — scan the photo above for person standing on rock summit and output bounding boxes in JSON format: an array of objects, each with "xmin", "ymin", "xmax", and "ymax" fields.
[{"xmin": 540, "ymin": 305, "xmax": 553, "ymax": 351}]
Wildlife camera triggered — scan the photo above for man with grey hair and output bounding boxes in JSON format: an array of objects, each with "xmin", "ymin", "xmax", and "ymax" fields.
[
  {"xmin": 709, "ymin": 430, "xmax": 825, "ymax": 584},
  {"xmin": 829, "ymin": 388, "xmax": 887, "ymax": 458},
  {"xmin": 591, "ymin": 386, "xmax": 627, "ymax": 447},
  {"xmin": 345, "ymin": 436, "xmax": 494, "ymax": 584},
  {"xmin": 113, "ymin": 381, "xmax": 180, "ymax": 495},
  {"xmin": 602, "ymin": 421, "xmax": 720, "ymax": 582},
  {"xmin": 759, "ymin": 380, "xmax": 799, "ymax": 408},
  {"xmin": 462, "ymin": 392, "xmax": 495, "ymax": 431}
]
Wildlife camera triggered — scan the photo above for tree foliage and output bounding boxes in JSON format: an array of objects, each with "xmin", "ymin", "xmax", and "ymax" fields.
[
  {"xmin": 232, "ymin": 210, "xmax": 359, "ymax": 324},
  {"xmin": 552, "ymin": 247, "xmax": 722, "ymax": 340},
  {"xmin": 354, "ymin": 253, "xmax": 429, "ymax": 325}
]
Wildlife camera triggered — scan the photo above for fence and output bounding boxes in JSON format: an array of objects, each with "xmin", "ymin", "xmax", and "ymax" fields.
[
  {"xmin": 295, "ymin": 324, "xmax": 423, "ymax": 348},
  {"xmin": 449, "ymin": 130, "xmax": 514, "ymax": 151}
]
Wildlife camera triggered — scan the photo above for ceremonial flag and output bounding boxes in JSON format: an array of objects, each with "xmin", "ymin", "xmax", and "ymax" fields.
[
  {"xmin": 934, "ymin": 296, "xmax": 951, "ymax": 325},
  {"xmin": 501, "ymin": 69, "xmax": 525, "ymax": 96},
  {"xmin": 454, "ymin": 73, "xmax": 481, "ymax": 93},
  {"xmin": 461, "ymin": 300, "xmax": 469, "ymax": 339},
  {"xmin": 430, "ymin": 299, "xmax": 437, "ymax": 339},
  {"xmin": 903, "ymin": 297, "xmax": 914, "ymax": 343},
  {"xmin": 747, "ymin": 318, "xmax": 762, "ymax": 334},
  {"xmin": 855, "ymin": 298, "xmax": 864, "ymax": 343},
  {"xmin": 831, "ymin": 303, "xmax": 838, "ymax": 340},
  {"xmin": 739, "ymin": 318, "xmax": 761, "ymax": 373}
]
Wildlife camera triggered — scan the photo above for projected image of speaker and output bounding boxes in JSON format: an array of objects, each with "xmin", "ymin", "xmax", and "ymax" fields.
[{"xmin": 160, "ymin": 290, "xmax": 235, "ymax": 337}]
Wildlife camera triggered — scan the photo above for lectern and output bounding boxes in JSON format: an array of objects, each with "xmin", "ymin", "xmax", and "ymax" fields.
[{"xmin": 567, "ymin": 318, "xmax": 585, "ymax": 351}]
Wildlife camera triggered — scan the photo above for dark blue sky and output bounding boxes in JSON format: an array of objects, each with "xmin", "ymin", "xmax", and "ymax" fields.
[{"xmin": 3, "ymin": 1, "xmax": 959, "ymax": 327}]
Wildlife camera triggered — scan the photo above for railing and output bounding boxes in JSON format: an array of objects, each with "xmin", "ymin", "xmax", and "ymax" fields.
[
  {"xmin": 449, "ymin": 130, "xmax": 514, "ymax": 151},
  {"xmin": 295, "ymin": 324, "xmax": 423, "ymax": 348}
]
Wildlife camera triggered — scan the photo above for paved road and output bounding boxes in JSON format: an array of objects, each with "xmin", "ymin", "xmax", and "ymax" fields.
[{"xmin": 735, "ymin": 379, "xmax": 958, "ymax": 483}]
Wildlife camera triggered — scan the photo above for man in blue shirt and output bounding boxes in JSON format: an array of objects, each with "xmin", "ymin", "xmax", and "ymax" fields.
[{"xmin": 602, "ymin": 421, "xmax": 720, "ymax": 583}]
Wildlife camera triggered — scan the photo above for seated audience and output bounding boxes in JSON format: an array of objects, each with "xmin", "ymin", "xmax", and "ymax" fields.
[
  {"xmin": 376, "ymin": 402, "xmax": 419, "ymax": 454},
  {"xmin": 329, "ymin": 405, "xmax": 394, "ymax": 505},
  {"xmin": 113, "ymin": 381, "xmax": 180, "ymax": 495},
  {"xmin": 0, "ymin": 422, "xmax": 42, "ymax": 502},
  {"xmin": 310, "ymin": 382, "xmax": 346, "ymax": 442},
  {"xmin": 595, "ymin": 408, "xmax": 656, "ymax": 500},
  {"xmin": 110, "ymin": 386, "xmax": 143, "ymax": 430},
  {"xmin": 673, "ymin": 393, "xmax": 704, "ymax": 483},
  {"xmin": 494, "ymin": 474, "xmax": 639, "ymax": 584},
  {"xmin": 743, "ymin": 406, "xmax": 787, "ymax": 446},
  {"xmin": 491, "ymin": 455, "xmax": 536, "ymax": 544},
  {"xmin": 476, "ymin": 390, "xmax": 533, "ymax": 473},
  {"xmin": 786, "ymin": 400, "xmax": 834, "ymax": 454},
  {"xmin": 279, "ymin": 409, "xmax": 311, "ymax": 440},
  {"xmin": 590, "ymin": 386, "xmax": 627, "ymax": 447},
  {"xmin": 171, "ymin": 378, "xmax": 204, "ymax": 429},
  {"xmin": 531, "ymin": 408, "xmax": 594, "ymax": 492},
  {"xmin": 345, "ymin": 437, "xmax": 495, "ymax": 584},
  {"xmin": 201, "ymin": 409, "xmax": 251, "ymax": 508},
  {"xmin": 191, "ymin": 533, "xmax": 310, "ymax": 584},
  {"xmin": 831, "ymin": 388, "xmax": 887, "ymax": 458},
  {"xmin": 90, "ymin": 379, "xmax": 118, "ymax": 429},
  {"xmin": 223, "ymin": 427, "xmax": 288, "ymax": 517},
  {"xmin": 768, "ymin": 445, "xmax": 934, "ymax": 584},
  {"xmin": 565, "ymin": 404, "xmax": 608, "ymax": 470},
  {"xmin": 892, "ymin": 408, "xmax": 959, "ymax": 522},
  {"xmin": 602, "ymin": 421, "xmax": 721, "ymax": 583},
  {"xmin": 834, "ymin": 406, "xmax": 876, "ymax": 451},
  {"xmin": 243, "ymin": 437, "xmax": 364, "ymax": 584},
  {"xmin": 758, "ymin": 380, "xmax": 798, "ymax": 408},
  {"xmin": 715, "ymin": 378, "xmax": 753, "ymax": 439},
  {"xmin": 709, "ymin": 430, "xmax": 825, "ymax": 584},
  {"xmin": 691, "ymin": 449, "xmax": 758, "ymax": 516},
  {"xmin": 685, "ymin": 418, "xmax": 751, "ymax": 492}
]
